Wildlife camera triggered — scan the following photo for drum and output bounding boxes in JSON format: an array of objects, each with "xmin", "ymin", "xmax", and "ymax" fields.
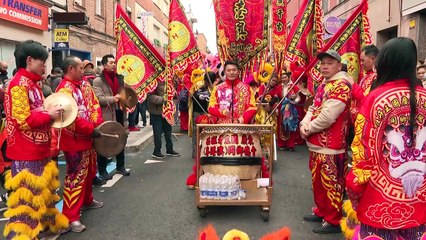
[
  {"xmin": 199, "ymin": 126, "xmax": 262, "ymax": 179},
  {"xmin": 94, "ymin": 121, "xmax": 128, "ymax": 158}
]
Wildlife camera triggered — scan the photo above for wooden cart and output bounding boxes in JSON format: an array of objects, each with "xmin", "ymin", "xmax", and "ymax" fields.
[{"xmin": 195, "ymin": 124, "xmax": 275, "ymax": 221}]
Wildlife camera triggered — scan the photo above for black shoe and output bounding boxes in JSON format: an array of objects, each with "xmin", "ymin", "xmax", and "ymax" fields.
[
  {"xmin": 166, "ymin": 150, "xmax": 180, "ymax": 157},
  {"xmin": 93, "ymin": 176, "xmax": 107, "ymax": 186},
  {"xmin": 303, "ymin": 213, "xmax": 323, "ymax": 222},
  {"xmin": 313, "ymin": 221, "xmax": 342, "ymax": 234},
  {"xmin": 152, "ymin": 152, "xmax": 165, "ymax": 159},
  {"xmin": 288, "ymin": 148, "xmax": 295, "ymax": 152},
  {"xmin": 116, "ymin": 167, "xmax": 130, "ymax": 176},
  {"xmin": 99, "ymin": 172, "xmax": 112, "ymax": 180}
]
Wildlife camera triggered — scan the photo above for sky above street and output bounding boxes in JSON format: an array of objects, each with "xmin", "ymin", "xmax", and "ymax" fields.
[{"xmin": 180, "ymin": 0, "xmax": 218, "ymax": 54}]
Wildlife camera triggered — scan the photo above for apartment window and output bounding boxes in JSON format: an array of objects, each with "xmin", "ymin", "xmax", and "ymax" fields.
[
  {"xmin": 154, "ymin": 25, "xmax": 160, "ymax": 40},
  {"xmin": 96, "ymin": 0, "xmax": 103, "ymax": 16},
  {"xmin": 163, "ymin": 32, "xmax": 168, "ymax": 44}
]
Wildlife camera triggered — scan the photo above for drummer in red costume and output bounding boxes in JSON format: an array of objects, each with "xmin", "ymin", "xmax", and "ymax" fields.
[
  {"xmin": 349, "ymin": 45, "xmax": 378, "ymax": 123},
  {"xmin": 300, "ymin": 50, "xmax": 351, "ymax": 234},
  {"xmin": 347, "ymin": 38, "xmax": 426, "ymax": 239},
  {"xmin": 56, "ymin": 56, "xmax": 104, "ymax": 233},
  {"xmin": 208, "ymin": 60, "xmax": 257, "ymax": 124}
]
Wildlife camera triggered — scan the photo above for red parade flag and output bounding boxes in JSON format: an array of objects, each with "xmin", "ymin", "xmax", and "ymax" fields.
[
  {"xmin": 272, "ymin": 0, "xmax": 287, "ymax": 78},
  {"xmin": 213, "ymin": 0, "xmax": 270, "ymax": 72},
  {"xmin": 165, "ymin": 0, "xmax": 202, "ymax": 126},
  {"xmin": 306, "ymin": 0, "xmax": 373, "ymax": 90},
  {"xmin": 115, "ymin": 5, "xmax": 166, "ymax": 103},
  {"xmin": 285, "ymin": 0, "xmax": 324, "ymax": 70}
]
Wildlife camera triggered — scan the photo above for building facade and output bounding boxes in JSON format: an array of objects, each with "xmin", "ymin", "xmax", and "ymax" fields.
[
  {"xmin": 195, "ymin": 32, "xmax": 208, "ymax": 55},
  {"xmin": 0, "ymin": 0, "xmax": 53, "ymax": 79},
  {"xmin": 134, "ymin": 0, "xmax": 170, "ymax": 57},
  {"xmin": 287, "ymin": 0, "xmax": 426, "ymax": 61}
]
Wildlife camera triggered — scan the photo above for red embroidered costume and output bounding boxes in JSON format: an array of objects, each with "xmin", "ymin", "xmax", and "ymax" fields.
[
  {"xmin": 3, "ymin": 69, "xmax": 69, "ymax": 239},
  {"xmin": 301, "ymin": 71, "xmax": 351, "ymax": 226},
  {"xmin": 350, "ymin": 70, "xmax": 376, "ymax": 123},
  {"xmin": 347, "ymin": 80, "xmax": 426, "ymax": 238},
  {"xmin": 208, "ymin": 78, "xmax": 257, "ymax": 124},
  {"xmin": 56, "ymin": 78, "xmax": 103, "ymax": 223}
]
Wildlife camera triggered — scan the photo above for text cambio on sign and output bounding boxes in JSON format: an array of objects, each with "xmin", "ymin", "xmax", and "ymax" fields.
[{"xmin": 0, "ymin": 0, "xmax": 48, "ymax": 31}]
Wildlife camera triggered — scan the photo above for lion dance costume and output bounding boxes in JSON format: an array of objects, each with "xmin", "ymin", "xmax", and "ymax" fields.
[
  {"xmin": 345, "ymin": 80, "xmax": 426, "ymax": 239},
  {"xmin": 3, "ymin": 69, "xmax": 69, "ymax": 239}
]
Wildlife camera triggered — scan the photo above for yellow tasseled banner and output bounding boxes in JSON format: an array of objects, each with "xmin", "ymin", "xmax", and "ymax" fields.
[{"xmin": 340, "ymin": 201, "xmax": 360, "ymax": 240}]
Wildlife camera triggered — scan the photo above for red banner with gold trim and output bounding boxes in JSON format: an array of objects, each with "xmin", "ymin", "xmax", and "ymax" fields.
[
  {"xmin": 272, "ymin": 0, "xmax": 287, "ymax": 78},
  {"xmin": 115, "ymin": 5, "xmax": 165, "ymax": 103},
  {"xmin": 307, "ymin": 0, "xmax": 372, "ymax": 90},
  {"xmin": 285, "ymin": 0, "xmax": 324, "ymax": 73},
  {"xmin": 165, "ymin": 0, "xmax": 202, "ymax": 126},
  {"xmin": 213, "ymin": 0, "xmax": 270, "ymax": 70}
]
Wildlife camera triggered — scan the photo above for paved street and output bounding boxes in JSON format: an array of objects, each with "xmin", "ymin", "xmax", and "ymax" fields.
[{"xmin": 0, "ymin": 127, "xmax": 344, "ymax": 240}]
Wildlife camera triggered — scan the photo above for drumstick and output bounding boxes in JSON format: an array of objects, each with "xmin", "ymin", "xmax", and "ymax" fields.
[{"xmin": 99, "ymin": 133, "xmax": 119, "ymax": 138}]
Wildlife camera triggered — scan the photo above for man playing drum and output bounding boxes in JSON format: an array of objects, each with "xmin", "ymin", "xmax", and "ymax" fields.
[
  {"xmin": 93, "ymin": 54, "xmax": 130, "ymax": 179},
  {"xmin": 3, "ymin": 40, "xmax": 69, "ymax": 239},
  {"xmin": 208, "ymin": 60, "xmax": 257, "ymax": 124},
  {"xmin": 56, "ymin": 56, "xmax": 104, "ymax": 233}
]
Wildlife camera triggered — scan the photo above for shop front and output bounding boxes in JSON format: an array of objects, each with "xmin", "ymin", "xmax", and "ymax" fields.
[{"xmin": 0, "ymin": 0, "xmax": 51, "ymax": 78}]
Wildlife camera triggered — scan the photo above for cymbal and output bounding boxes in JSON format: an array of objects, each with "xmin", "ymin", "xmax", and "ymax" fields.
[
  {"xmin": 119, "ymin": 86, "xmax": 138, "ymax": 109},
  {"xmin": 44, "ymin": 93, "xmax": 78, "ymax": 128}
]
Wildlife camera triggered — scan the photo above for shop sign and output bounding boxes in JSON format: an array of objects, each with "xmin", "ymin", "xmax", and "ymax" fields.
[
  {"xmin": 0, "ymin": 0, "xmax": 48, "ymax": 31},
  {"xmin": 54, "ymin": 29, "xmax": 69, "ymax": 42}
]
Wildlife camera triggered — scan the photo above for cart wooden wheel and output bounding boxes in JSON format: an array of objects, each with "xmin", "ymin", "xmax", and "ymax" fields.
[
  {"xmin": 198, "ymin": 207, "xmax": 208, "ymax": 218},
  {"xmin": 260, "ymin": 207, "xmax": 270, "ymax": 221}
]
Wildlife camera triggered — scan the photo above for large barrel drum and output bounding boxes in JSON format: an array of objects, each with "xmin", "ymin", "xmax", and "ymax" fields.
[{"xmin": 199, "ymin": 126, "xmax": 262, "ymax": 179}]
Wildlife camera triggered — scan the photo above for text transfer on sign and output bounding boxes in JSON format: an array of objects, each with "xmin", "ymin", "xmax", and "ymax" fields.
[{"xmin": 0, "ymin": 0, "xmax": 48, "ymax": 31}]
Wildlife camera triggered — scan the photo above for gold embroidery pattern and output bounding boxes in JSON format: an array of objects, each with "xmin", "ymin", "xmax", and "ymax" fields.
[{"xmin": 10, "ymin": 86, "xmax": 31, "ymax": 130}]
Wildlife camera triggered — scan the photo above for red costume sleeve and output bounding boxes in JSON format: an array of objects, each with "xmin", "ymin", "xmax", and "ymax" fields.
[
  {"xmin": 352, "ymin": 83, "xmax": 365, "ymax": 102},
  {"xmin": 243, "ymin": 87, "xmax": 257, "ymax": 123},
  {"xmin": 73, "ymin": 117, "xmax": 95, "ymax": 135},
  {"xmin": 9, "ymin": 85, "xmax": 51, "ymax": 130}
]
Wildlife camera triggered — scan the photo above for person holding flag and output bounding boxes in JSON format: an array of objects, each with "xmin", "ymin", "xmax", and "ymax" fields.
[{"xmin": 300, "ymin": 50, "xmax": 351, "ymax": 234}]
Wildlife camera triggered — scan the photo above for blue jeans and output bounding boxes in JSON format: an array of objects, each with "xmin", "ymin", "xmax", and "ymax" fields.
[
  {"xmin": 128, "ymin": 101, "xmax": 147, "ymax": 127},
  {"xmin": 150, "ymin": 114, "xmax": 173, "ymax": 154}
]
